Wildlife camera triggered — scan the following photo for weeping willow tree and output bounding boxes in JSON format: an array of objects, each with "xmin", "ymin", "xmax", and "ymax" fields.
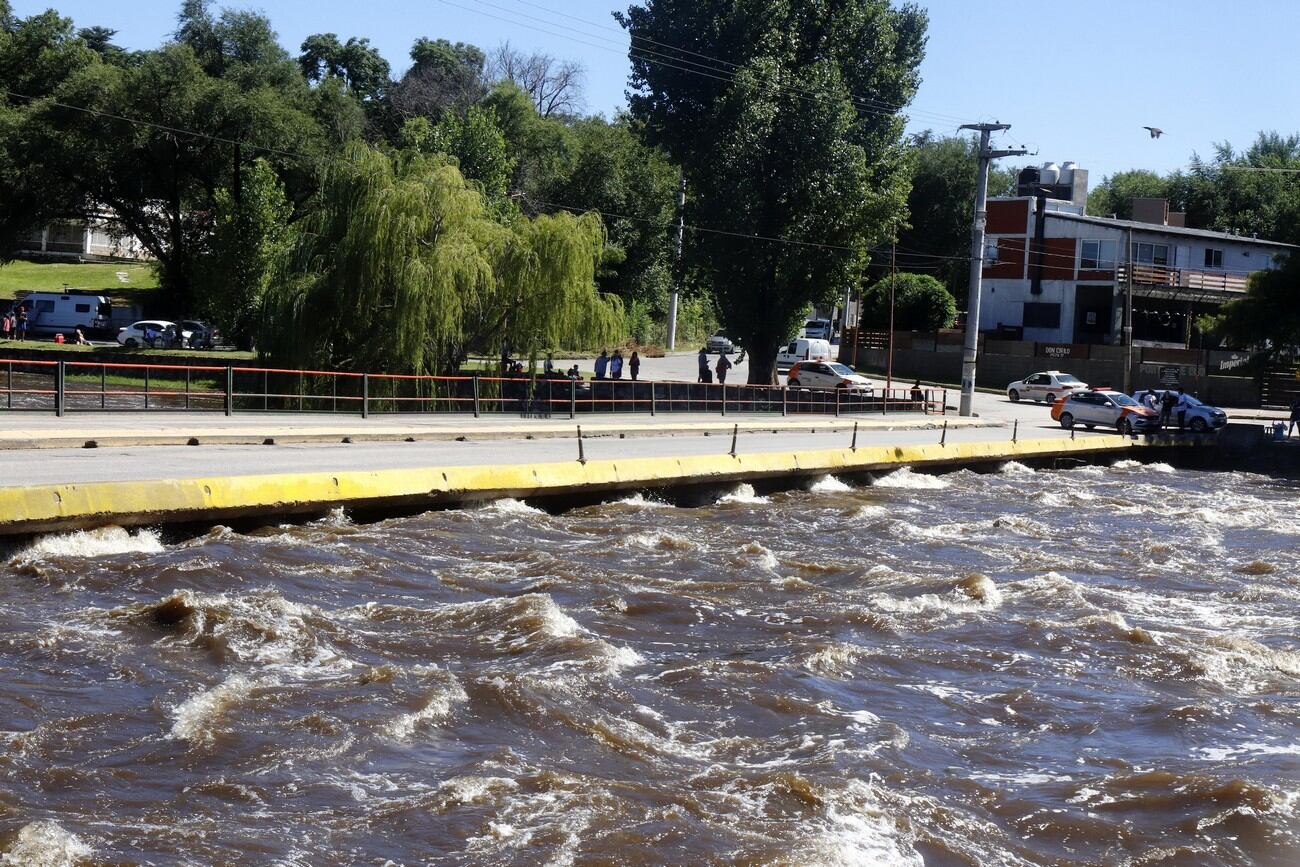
[{"xmin": 261, "ymin": 143, "xmax": 622, "ymax": 374}]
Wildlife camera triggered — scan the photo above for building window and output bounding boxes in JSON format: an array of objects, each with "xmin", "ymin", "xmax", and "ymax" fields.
[
  {"xmin": 1080, "ymin": 240, "xmax": 1118, "ymax": 270},
  {"xmin": 1023, "ymin": 302, "xmax": 1062, "ymax": 329},
  {"xmin": 1204, "ymin": 248, "xmax": 1223, "ymax": 268},
  {"xmin": 1132, "ymin": 242, "xmax": 1169, "ymax": 266}
]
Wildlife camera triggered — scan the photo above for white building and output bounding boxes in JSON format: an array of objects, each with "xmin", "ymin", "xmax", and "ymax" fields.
[
  {"xmin": 980, "ymin": 163, "xmax": 1292, "ymax": 348},
  {"xmin": 17, "ymin": 210, "xmax": 151, "ymax": 262}
]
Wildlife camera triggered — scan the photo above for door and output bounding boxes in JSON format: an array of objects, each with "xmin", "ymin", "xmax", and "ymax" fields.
[{"xmin": 1073, "ymin": 285, "xmax": 1113, "ymax": 345}]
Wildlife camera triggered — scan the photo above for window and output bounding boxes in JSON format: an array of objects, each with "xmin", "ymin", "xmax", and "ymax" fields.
[
  {"xmin": 1132, "ymin": 243, "xmax": 1169, "ymax": 266},
  {"xmin": 1080, "ymin": 239, "xmax": 1118, "ymax": 270},
  {"xmin": 1022, "ymin": 302, "xmax": 1062, "ymax": 329},
  {"xmin": 74, "ymin": 304, "xmax": 90, "ymax": 313},
  {"xmin": 35, "ymin": 300, "xmax": 54, "ymax": 313},
  {"xmin": 1204, "ymin": 248, "xmax": 1223, "ymax": 268}
]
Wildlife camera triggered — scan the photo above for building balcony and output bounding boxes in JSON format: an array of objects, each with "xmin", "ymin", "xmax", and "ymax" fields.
[{"xmin": 1117, "ymin": 264, "xmax": 1250, "ymax": 296}]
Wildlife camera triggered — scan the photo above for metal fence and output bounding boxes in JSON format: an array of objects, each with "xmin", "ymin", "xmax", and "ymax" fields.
[{"xmin": 0, "ymin": 359, "xmax": 946, "ymax": 419}]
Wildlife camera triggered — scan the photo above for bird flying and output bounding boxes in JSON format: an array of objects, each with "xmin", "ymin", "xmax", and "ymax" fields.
[{"xmin": 1143, "ymin": 127, "xmax": 1163, "ymax": 139}]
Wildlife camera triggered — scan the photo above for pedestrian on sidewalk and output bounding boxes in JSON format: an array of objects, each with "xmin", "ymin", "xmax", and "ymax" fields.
[
  {"xmin": 629, "ymin": 351, "xmax": 640, "ymax": 381},
  {"xmin": 715, "ymin": 353, "xmax": 732, "ymax": 385},
  {"xmin": 594, "ymin": 350, "xmax": 609, "ymax": 380},
  {"xmin": 16, "ymin": 307, "xmax": 27, "ymax": 341},
  {"xmin": 543, "ymin": 353, "xmax": 555, "ymax": 376},
  {"xmin": 610, "ymin": 350, "xmax": 624, "ymax": 380},
  {"xmin": 1, "ymin": 312, "xmax": 10, "ymax": 340},
  {"xmin": 1290, "ymin": 397, "xmax": 1300, "ymax": 438},
  {"xmin": 1174, "ymin": 387, "xmax": 1190, "ymax": 430},
  {"xmin": 698, "ymin": 347, "xmax": 710, "ymax": 383}
]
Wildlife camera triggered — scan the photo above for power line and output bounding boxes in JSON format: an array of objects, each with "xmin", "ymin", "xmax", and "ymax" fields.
[
  {"xmin": 490, "ymin": 0, "xmax": 974, "ymax": 127},
  {"xmin": 447, "ymin": 0, "xmax": 972, "ymax": 129}
]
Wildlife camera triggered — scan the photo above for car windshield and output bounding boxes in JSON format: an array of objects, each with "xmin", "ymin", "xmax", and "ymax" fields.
[
  {"xmin": 827, "ymin": 363, "xmax": 855, "ymax": 376},
  {"xmin": 1057, "ymin": 374, "xmax": 1084, "ymax": 384},
  {"xmin": 1111, "ymin": 394, "xmax": 1140, "ymax": 407},
  {"xmin": 806, "ymin": 321, "xmax": 822, "ymax": 329}
]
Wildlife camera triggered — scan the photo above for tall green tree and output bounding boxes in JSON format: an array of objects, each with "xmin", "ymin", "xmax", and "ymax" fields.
[
  {"xmin": 1086, "ymin": 169, "xmax": 1171, "ymax": 219},
  {"xmin": 262, "ymin": 144, "xmax": 621, "ymax": 374},
  {"xmin": 619, "ymin": 0, "xmax": 927, "ymax": 383},
  {"xmin": 400, "ymin": 106, "xmax": 515, "ymax": 201},
  {"xmin": 193, "ymin": 158, "xmax": 291, "ymax": 348},
  {"xmin": 1205, "ymin": 254, "xmax": 1300, "ymax": 355}
]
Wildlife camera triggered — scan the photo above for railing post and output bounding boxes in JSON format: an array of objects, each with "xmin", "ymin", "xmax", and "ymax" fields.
[
  {"xmin": 851, "ymin": 421, "xmax": 858, "ymax": 451},
  {"xmin": 721, "ymin": 383, "xmax": 726, "ymax": 416},
  {"xmin": 943, "ymin": 389, "xmax": 948, "ymax": 416},
  {"xmin": 577, "ymin": 425, "xmax": 586, "ymax": 464},
  {"xmin": 569, "ymin": 378, "xmax": 577, "ymax": 419},
  {"xmin": 144, "ymin": 366, "xmax": 150, "ymax": 410},
  {"xmin": 6, "ymin": 361, "xmax": 11, "ymax": 410},
  {"xmin": 649, "ymin": 381, "xmax": 656, "ymax": 416},
  {"xmin": 361, "ymin": 373, "xmax": 369, "ymax": 418},
  {"xmin": 185, "ymin": 367, "xmax": 192, "ymax": 411},
  {"xmin": 782, "ymin": 386, "xmax": 787, "ymax": 417},
  {"xmin": 729, "ymin": 423, "xmax": 739, "ymax": 457},
  {"xmin": 1012, "ymin": 418, "xmax": 1018, "ymax": 443},
  {"xmin": 225, "ymin": 366, "xmax": 233, "ymax": 416},
  {"xmin": 940, "ymin": 420, "xmax": 948, "ymax": 447},
  {"xmin": 100, "ymin": 365, "xmax": 106, "ymax": 410},
  {"xmin": 263, "ymin": 370, "xmax": 268, "ymax": 411},
  {"xmin": 472, "ymin": 374, "xmax": 481, "ymax": 418},
  {"xmin": 835, "ymin": 387, "xmax": 841, "ymax": 417},
  {"xmin": 55, "ymin": 361, "xmax": 65, "ymax": 417}
]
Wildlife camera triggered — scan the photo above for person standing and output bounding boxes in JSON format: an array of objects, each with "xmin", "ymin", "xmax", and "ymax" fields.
[
  {"xmin": 610, "ymin": 350, "xmax": 624, "ymax": 380},
  {"xmin": 629, "ymin": 351, "xmax": 641, "ymax": 381},
  {"xmin": 1174, "ymin": 387, "xmax": 1190, "ymax": 430},
  {"xmin": 1, "ymin": 312, "xmax": 10, "ymax": 341},
  {"xmin": 594, "ymin": 349, "xmax": 609, "ymax": 381},
  {"xmin": 715, "ymin": 353, "xmax": 732, "ymax": 385},
  {"xmin": 1160, "ymin": 389, "xmax": 1177, "ymax": 429},
  {"xmin": 698, "ymin": 347, "xmax": 710, "ymax": 383},
  {"xmin": 543, "ymin": 353, "xmax": 555, "ymax": 376},
  {"xmin": 1289, "ymin": 397, "xmax": 1300, "ymax": 439},
  {"xmin": 16, "ymin": 307, "xmax": 27, "ymax": 341}
]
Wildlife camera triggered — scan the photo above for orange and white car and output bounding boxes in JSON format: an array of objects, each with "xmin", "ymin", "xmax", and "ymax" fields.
[{"xmin": 1050, "ymin": 389, "xmax": 1161, "ymax": 435}]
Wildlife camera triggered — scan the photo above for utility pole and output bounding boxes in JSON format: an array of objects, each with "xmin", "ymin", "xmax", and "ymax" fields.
[
  {"xmin": 887, "ymin": 240, "xmax": 897, "ymax": 392},
  {"xmin": 666, "ymin": 172, "xmax": 687, "ymax": 351},
  {"xmin": 958, "ymin": 123, "xmax": 1027, "ymax": 417},
  {"xmin": 1123, "ymin": 225, "xmax": 1134, "ymax": 393}
]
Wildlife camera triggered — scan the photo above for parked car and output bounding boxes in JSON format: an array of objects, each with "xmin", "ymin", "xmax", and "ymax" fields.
[
  {"xmin": 117, "ymin": 320, "xmax": 189, "ymax": 349},
  {"xmin": 705, "ymin": 330, "xmax": 734, "ymax": 354},
  {"xmin": 776, "ymin": 338, "xmax": 832, "ymax": 372},
  {"xmin": 803, "ymin": 318, "xmax": 833, "ymax": 341},
  {"xmin": 1051, "ymin": 389, "xmax": 1161, "ymax": 435},
  {"xmin": 179, "ymin": 320, "xmax": 217, "ymax": 349},
  {"xmin": 786, "ymin": 360, "xmax": 873, "ymax": 391},
  {"xmin": 10, "ymin": 292, "xmax": 112, "ymax": 335},
  {"xmin": 1133, "ymin": 389, "xmax": 1228, "ymax": 432},
  {"xmin": 1007, "ymin": 371, "xmax": 1088, "ymax": 403}
]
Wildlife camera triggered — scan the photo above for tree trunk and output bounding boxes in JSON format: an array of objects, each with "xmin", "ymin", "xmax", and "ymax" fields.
[{"xmin": 747, "ymin": 335, "xmax": 781, "ymax": 385}]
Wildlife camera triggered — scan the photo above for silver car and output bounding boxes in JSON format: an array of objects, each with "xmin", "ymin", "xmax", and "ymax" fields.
[{"xmin": 706, "ymin": 331, "xmax": 734, "ymax": 354}]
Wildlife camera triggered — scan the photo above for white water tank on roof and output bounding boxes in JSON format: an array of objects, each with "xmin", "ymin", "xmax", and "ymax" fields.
[
  {"xmin": 1040, "ymin": 162, "xmax": 1061, "ymax": 185},
  {"xmin": 1059, "ymin": 161, "xmax": 1077, "ymax": 186}
]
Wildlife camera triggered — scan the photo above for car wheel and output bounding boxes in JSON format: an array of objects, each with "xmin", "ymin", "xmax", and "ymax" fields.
[
  {"xmin": 1117, "ymin": 418, "xmax": 1133, "ymax": 436},
  {"xmin": 1059, "ymin": 412, "xmax": 1074, "ymax": 430},
  {"xmin": 1009, "ymin": 389, "xmax": 1020, "ymax": 402},
  {"xmin": 1190, "ymin": 417, "xmax": 1208, "ymax": 433},
  {"xmin": 1045, "ymin": 393, "xmax": 1056, "ymax": 404},
  {"xmin": 125, "ymin": 338, "xmax": 138, "ymax": 348}
]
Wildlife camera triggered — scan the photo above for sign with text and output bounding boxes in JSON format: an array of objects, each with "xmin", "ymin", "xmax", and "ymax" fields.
[{"xmin": 1038, "ymin": 343, "xmax": 1089, "ymax": 360}]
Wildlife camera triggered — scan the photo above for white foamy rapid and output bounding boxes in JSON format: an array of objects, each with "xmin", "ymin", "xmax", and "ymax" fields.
[
  {"xmin": 809, "ymin": 475, "xmax": 853, "ymax": 493},
  {"xmin": 478, "ymin": 498, "xmax": 545, "ymax": 517},
  {"xmin": 384, "ymin": 677, "xmax": 468, "ymax": 741},
  {"xmin": 0, "ymin": 820, "xmax": 92, "ymax": 867},
  {"xmin": 14, "ymin": 526, "xmax": 163, "ymax": 561},
  {"xmin": 169, "ymin": 675, "xmax": 254, "ymax": 745},
  {"xmin": 719, "ymin": 483, "xmax": 770, "ymax": 505},
  {"xmin": 872, "ymin": 468, "xmax": 950, "ymax": 490},
  {"xmin": 613, "ymin": 493, "xmax": 671, "ymax": 509}
]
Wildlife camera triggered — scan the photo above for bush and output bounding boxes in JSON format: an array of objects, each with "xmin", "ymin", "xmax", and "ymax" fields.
[{"xmin": 861, "ymin": 272, "xmax": 957, "ymax": 332}]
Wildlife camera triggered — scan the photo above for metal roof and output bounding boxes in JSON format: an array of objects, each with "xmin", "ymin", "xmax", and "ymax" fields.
[{"xmin": 1047, "ymin": 211, "xmax": 1295, "ymax": 248}]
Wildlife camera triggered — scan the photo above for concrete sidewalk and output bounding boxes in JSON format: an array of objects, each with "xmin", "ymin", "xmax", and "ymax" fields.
[{"xmin": 0, "ymin": 410, "xmax": 993, "ymax": 450}]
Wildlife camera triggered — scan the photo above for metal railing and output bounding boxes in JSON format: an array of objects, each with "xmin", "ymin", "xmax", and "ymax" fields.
[{"xmin": 0, "ymin": 359, "xmax": 947, "ymax": 419}]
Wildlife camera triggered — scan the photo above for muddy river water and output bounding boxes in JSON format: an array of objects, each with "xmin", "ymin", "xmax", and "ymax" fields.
[{"xmin": 1, "ymin": 460, "xmax": 1297, "ymax": 865}]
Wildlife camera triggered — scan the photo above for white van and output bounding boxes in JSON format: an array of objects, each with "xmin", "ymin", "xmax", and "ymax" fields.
[
  {"xmin": 776, "ymin": 338, "xmax": 831, "ymax": 372},
  {"xmin": 12, "ymin": 292, "xmax": 112, "ymax": 335}
]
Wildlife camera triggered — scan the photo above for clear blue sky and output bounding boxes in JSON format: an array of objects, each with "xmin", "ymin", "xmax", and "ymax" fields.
[{"xmin": 13, "ymin": 0, "xmax": 1296, "ymax": 181}]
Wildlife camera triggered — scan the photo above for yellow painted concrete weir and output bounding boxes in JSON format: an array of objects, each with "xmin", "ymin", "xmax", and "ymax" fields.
[{"xmin": 0, "ymin": 434, "xmax": 1145, "ymax": 536}]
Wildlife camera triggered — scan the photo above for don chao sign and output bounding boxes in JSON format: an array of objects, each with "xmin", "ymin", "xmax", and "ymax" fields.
[{"xmin": 1037, "ymin": 343, "xmax": 1090, "ymax": 360}]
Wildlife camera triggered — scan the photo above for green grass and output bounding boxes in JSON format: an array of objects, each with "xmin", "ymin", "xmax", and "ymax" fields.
[
  {"xmin": 0, "ymin": 260, "xmax": 161, "ymax": 306},
  {"xmin": 0, "ymin": 338, "xmax": 255, "ymax": 361}
]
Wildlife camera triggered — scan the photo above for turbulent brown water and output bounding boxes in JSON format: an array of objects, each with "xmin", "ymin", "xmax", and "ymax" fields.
[{"xmin": 2, "ymin": 460, "xmax": 1299, "ymax": 866}]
